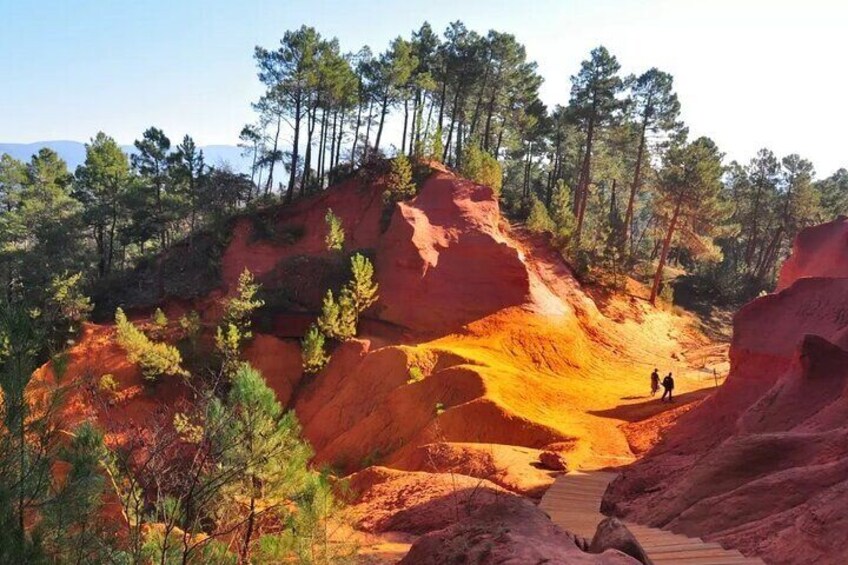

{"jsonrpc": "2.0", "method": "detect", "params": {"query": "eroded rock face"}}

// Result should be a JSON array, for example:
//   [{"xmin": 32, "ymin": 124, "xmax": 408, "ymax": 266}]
[
  {"xmin": 376, "ymin": 172, "xmax": 534, "ymax": 334},
  {"xmin": 777, "ymin": 217, "xmax": 848, "ymax": 290},
  {"xmin": 604, "ymin": 220, "xmax": 848, "ymax": 565},
  {"xmin": 397, "ymin": 491, "xmax": 639, "ymax": 565}
]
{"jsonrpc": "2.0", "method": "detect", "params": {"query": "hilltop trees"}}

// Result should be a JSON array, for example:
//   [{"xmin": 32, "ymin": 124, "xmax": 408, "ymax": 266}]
[
  {"xmin": 570, "ymin": 47, "xmax": 625, "ymax": 241},
  {"xmin": 649, "ymin": 137, "xmax": 724, "ymax": 304},
  {"xmin": 74, "ymin": 132, "xmax": 132, "ymax": 277},
  {"xmin": 623, "ymin": 69, "xmax": 681, "ymax": 255},
  {"xmin": 132, "ymin": 127, "xmax": 172, "ymax": 248}
]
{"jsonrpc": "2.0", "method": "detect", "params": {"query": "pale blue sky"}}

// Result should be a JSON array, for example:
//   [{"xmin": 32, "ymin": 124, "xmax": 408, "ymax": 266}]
[{"xmin": 2, "ymin": 0, "xmax": 846, "ymax": 174}]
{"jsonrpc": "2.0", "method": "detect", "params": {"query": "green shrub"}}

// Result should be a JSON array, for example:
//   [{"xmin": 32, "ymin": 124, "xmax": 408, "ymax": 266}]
[
  {"xmin": 178, "ymin": 310, "xmax": 202, "ymax": 338},
  {"xmin": 51, "ymin": 351, "xmax": 70, "ymax": 381},
  {"xmin": 324, "ymin": 209, "xmax": 345, "ymax": 252},
  {"xmin": 223, "ymin": 269, "xmax": 264, "ymax": 335},
  {"xmin": 461, "ymin": 143, "xmax": 502, "ymax": 195},
  {"xmin": 659, "ymin": 283, "xmax": 675, "ymax": 308},
  {"xmin": 315, "ymin": 254, "xmax": 379, "ymax": 342},
  {"xmin": 114, "ymin": 308, "xmax": 187, "ymax": 381},
  {"xmin": 407, "ymin": 365, "xmax": 425, "ymax": 384},
  {"xmin": 434, "ymin": 402, "xmax": 445, "ymax": 416},
  {"xmin": 152, "ymin": 307, "xmax": 168, "ymax": 328},
  {"xmin": 526, "ymin": 196, "xmax": 555, "ymax": 233},
  {"xmin": 316, "ymin": 289, "xmax": 356, "ymax": 341},
  {"xmin": 98, "ymin": 374, "xmax": 119, "ymax": 394},
  {"xmin": 383, "ymin": 154, "xmax": 417, "ymax": 204},
  {"xmin": 302, "ymin": 324, "xmax": 329, "ymax": 374},
  {"xmin": 429, "ymin": 126, "xmax": 444, "ymax": 163}
]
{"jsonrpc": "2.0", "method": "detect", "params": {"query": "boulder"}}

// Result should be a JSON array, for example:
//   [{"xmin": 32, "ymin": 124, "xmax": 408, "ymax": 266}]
[
  {"xmin": 539, "ymin": 450, "xmax": 570, "ymax": 471},
  {"xmin": 590, "ymin": 518, "xmax": 653, "ymax": 565}
]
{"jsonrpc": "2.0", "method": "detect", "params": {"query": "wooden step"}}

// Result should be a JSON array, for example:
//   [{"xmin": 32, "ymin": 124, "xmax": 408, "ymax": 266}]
[{"xmin": 540, "ymin": 472, "xmax": 765, "ymax": 564}]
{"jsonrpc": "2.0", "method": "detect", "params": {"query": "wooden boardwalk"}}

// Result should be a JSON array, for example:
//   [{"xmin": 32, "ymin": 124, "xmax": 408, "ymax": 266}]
[{"xmin": 540, "ymin": 472, "xmax": 764, "ymax": 565}]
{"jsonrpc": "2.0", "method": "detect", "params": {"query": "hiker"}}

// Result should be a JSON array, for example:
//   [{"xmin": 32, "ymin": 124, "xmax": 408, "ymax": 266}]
[
  {"xmin": 650, "ymin": 368, "xmax": 660, "ymax": 396},
  {"xmin": 661, "ymin": 372, "xmax": 675, "ymax": 402}
]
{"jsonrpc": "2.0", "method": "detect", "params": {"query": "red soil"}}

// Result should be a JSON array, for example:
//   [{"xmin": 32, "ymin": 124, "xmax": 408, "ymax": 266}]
[
  {"xmin": 605, "ymin": 219, "xmax": 848, "ymax": 565},
  {"xmin": 34, "ymin": 164, "xmax": 723, "ymax": 561}
]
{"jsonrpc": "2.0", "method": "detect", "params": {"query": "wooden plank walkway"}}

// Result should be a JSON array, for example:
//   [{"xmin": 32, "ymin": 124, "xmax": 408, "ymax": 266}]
[{"xmin": 540, "ymin": 472, "xmax": 764, "ymax": 565}]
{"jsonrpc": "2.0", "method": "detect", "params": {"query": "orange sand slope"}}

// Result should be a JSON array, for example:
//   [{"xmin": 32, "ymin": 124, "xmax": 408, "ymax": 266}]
[
  {"xmin": 41, "ymin": 167, "xmax": 721, "ymax": 480},
  {"xmin": 280, "ymin": 168, "xmax": 722, "ymax": 473}
]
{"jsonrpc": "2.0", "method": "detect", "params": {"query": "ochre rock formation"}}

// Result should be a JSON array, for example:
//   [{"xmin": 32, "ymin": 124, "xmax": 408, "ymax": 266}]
[
  {"xmin": 36, "ymin": 164, "xmax": 721, "ymax": 561},
  {"xmin": 604, "ymin": 219, "xmax": 848, "ymax": 565}
]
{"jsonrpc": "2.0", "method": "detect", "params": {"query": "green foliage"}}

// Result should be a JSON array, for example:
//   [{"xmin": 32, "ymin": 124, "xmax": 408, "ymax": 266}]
[
  {"xmin": 315, "ymin": 254, "xmax": 379, "ymax": 343},
  {"xmin": 178, "ymin": 310, "xmax": 202, "ymax": 338},
  {"xmin": 429, "ymin": 126, "xmax": 444, "ymax": 163},
  {"xmin": 324, "ymin": 208, "xmax": 345, "ymax": 252},
  {"xmin": 384, "ymin": 153, "xmax": 417, "ymax": 204},
  {"xmin": 526, "ymin": 196, "xmax": 555, "ymax": 233},
  {"xmin": 461, "ymin": 143, "xmax": 503, "ymax": 195},
  {"xmin": 223, "ymin": 268, "xmax": 264, "ymax": 334},
  {"xmin": 152, "ymin": 307, "xmax": 168, "ymax": 328},
  {"xmin": 211, "ymin": 363, "xmax": 316, "ymax": 561},
  {"xmin": 0, "ymin": 305, "xmax": 117, "ymax": 563},
  {"xmin": 46, "ymin": 271, "xmax": 93, "ymax": 338},
  {"xmin": 434, "ymin": 402, "xmax": 446, "ymax": 416},
  {"xmin": 316, "ymin": 289, "xmax": 356, "ymax": 341},
  {"xmin": 41, "ymin": 422, "xmax": 117, "ymax": 564},
  {"xmin": 347, "ymin": 253, "xmax": 379, "ymax": 314},
  {"xmin": 114, "ymin": 307, "xmax": 187, "ymax": 381},
  {"xmin": 407, "ymin": 365, "xmax": 425, "ymax": 384},
  {"xmin": 98, "ymin": 373, "xmax": 119, "ymax": 394},
  {"xmin": 216, "ymin": 269, "xmax": 264, "ymax": 376},
  {"xmin": 301, "ymin": 324, "xmax": 329, "ymax": 374}
]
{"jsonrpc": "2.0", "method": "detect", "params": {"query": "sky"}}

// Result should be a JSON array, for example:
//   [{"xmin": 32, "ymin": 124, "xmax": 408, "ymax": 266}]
[{"xmin": 1, "ymin": 0, "xmax": 846, "ymax": 175}]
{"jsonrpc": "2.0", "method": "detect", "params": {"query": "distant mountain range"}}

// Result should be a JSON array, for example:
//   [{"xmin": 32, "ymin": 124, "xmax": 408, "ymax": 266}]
[{"xmin": 0, "ymin": 140, "xmax": 251, "ymax": 174}]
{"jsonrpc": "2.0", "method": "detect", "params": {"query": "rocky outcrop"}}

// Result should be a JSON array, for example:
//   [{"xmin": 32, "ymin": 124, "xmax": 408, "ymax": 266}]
[
  {"xmin": 590, "ymin": 518, "xmax": 653, "ymax": 565},
  {"xmin": 396, "ymin": 491, "xmax": 639, "ymax": 564},
  {"xmin": 376, "ymin": 173, "xmax": 535, "ymax": 334},
  {"xmin": 777, "ymin": 217, "xmax": 848, "ymax": 290},
  {"xmin": 604, "ymin": 220, "xmax": 848, "ymax": 565}
]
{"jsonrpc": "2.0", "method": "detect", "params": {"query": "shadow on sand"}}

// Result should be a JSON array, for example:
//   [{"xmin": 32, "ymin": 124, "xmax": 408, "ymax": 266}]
[{"xmin": 588, "ymin": 388, "xmax": 715, "ymax": 423}]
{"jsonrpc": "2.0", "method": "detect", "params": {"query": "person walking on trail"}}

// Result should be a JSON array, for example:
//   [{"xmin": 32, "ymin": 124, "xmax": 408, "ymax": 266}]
[
  {"xmin": 650, "ymin": 368, "xmax": 660, "ymax": 397},
  {"xmin": 661, "ymin": 372, "xmax": 675, "ymax": 402}
]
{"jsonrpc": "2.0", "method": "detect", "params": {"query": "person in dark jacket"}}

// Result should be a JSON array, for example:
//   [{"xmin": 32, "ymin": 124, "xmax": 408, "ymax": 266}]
[
  {"xmin": 661, "ymin": 373, "xmax": 675, "ymax": 402},
  {"xmin": 650, "ymin": 368, "xmax": 660, "ymax": 397}
]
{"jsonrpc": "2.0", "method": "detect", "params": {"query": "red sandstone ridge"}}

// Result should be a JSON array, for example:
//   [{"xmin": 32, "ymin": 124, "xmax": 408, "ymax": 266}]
[
  {"xmin": 376, "ymin": 172, "xmax": 540, "ymax": 333},
  {"xmin": 777, "ymin": 216, "xmax": 848, "ymax": 290},
  {"xmin": 604, "ymin": 220, "xmax": 848, "ymax": 565}
]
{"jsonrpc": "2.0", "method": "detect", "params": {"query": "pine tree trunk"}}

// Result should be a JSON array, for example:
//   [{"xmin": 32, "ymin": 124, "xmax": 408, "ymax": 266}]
[
  {"xmin": 650, "ymin": 197, "xmax": 682, "ymax": 304},
  {"xmin": 625, "ymin": 119, "xmax": 648, "ymax": 256},
  {"xmin": 574, "ymin": 113, "xmax": 597, "ymax": 242},
  {"xmin": 374, "ymin": 92, "xmax": 389, "ymax": 154},
  {"xmin": 401, "ymin": 97, "xmax": 409, "ymax": 155},
  {"xmin": 267, "ymin": 115, "xmax": 281, "ymax": 196},
  {"xmin": 351, "ymin": 90, "xmax": 364, "ymax": 165},
  {"xmin": 287, "ymin": 96, "xmax": 301, "ymax": 203},
  {"xmin": 301, "ymin": 101, "xmax": 318, "ymax": 194}
]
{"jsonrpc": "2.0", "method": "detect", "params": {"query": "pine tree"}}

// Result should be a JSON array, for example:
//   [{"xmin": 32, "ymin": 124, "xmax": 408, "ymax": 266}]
[
  {"xmin": 301, "ymin": 324, "xmax": 329, "ymax": 373},
  {"xmin": 649, "ymin": 137, "xmax": 724, "ymax": 304},
  {"xmin": 324, "ymin": 208, "xmax": 345, "ymax": 251},
  {"xmin": 211, "ymin": 364, "xmax": 313, "ymax": 563},
  {"xmin": 345, "ymin": 253, "xmax": 379, "ymax": 315},
  {"xmin": 114, "ymin": 308, "xmax": 187, "ymax": 380},
  {"xmin": 384, "ymin": 153, "xmax": 417, "ymax": 203}
]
